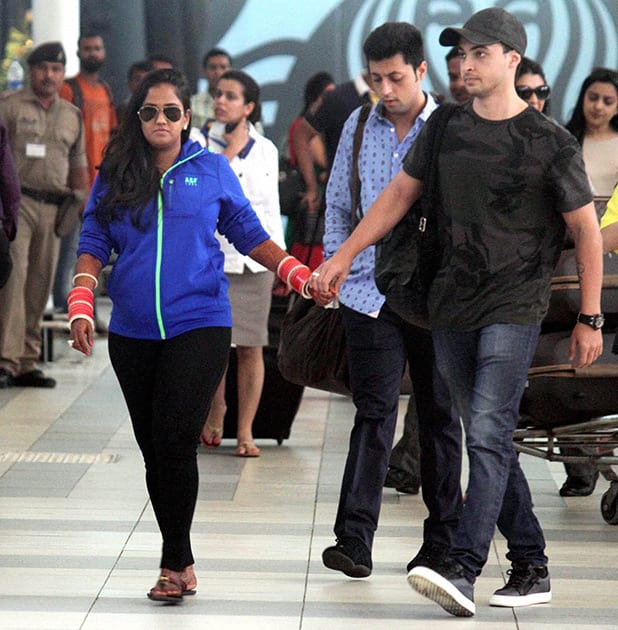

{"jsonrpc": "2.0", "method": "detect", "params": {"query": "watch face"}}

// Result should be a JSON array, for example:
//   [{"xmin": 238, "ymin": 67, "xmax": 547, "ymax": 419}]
[{"xmin": 595, "ymin": 315, "xmax": 605, "ymax": 329}]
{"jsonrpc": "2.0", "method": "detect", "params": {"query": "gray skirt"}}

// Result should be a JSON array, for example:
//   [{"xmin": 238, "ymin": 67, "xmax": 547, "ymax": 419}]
[{"xmin": 227, "ymin": 269, "xmax": 273, "ymax": 346}]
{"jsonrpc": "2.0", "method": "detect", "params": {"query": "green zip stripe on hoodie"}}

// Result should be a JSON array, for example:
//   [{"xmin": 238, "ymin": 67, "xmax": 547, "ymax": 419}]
[{"xmin": 154, "ymin": 148, "xmax": 206, "ymax": 339}]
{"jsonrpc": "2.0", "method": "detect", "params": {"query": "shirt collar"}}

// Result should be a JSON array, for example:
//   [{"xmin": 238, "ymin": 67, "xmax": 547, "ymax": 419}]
[{"xmin": 372, "ymin": 91, "xmax": 439, "ymax": 125}]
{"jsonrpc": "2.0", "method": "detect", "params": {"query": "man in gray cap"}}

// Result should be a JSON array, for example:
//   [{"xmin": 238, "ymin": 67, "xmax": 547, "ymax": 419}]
[
  {"xmin": 0, "ymin": 41, "xmax": 88, "ymax": 388},
  {"xmin": 310, "ymin": 7, "xmax": 603, "ymax": 617}
]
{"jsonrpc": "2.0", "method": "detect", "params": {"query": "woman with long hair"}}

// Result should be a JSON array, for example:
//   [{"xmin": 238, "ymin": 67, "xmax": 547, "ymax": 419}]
[
  {"xmin": 68, "ymin": 68, "xmax": 317, "ymax": 602},
  {"xmin": 565, "ymin": 67, "xmax": 618, "ymax": 197}
]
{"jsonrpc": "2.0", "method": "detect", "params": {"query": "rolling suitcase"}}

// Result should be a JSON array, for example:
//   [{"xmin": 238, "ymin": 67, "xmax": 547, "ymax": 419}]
[{"xmin": 222, "ymin": 295, "xmax": 304, "ymax": 444}]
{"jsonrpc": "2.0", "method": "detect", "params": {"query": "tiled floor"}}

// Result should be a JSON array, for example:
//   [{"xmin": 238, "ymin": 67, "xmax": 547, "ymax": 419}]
[{"xmin": 1, "ymin": 314, "xmax": 617, "ymax": 629}]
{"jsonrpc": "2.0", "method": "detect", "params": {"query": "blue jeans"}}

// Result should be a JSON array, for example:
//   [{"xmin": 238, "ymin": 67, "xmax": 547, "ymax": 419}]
[
  {"xmin": 432, "ymin": 324, "xmax": 547, "ymax": 580},
  {"xmin": 335, "ymin": 304, "xmax": 462, "ymax": 551}
]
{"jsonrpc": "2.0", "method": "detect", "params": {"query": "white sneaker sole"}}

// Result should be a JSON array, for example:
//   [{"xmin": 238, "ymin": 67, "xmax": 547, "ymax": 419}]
[
  {"xmin": 408, "ymin": 566, "xmax": 476, "ymax": 617},
  {"xmin": 489, "ymin": 590, "xmax": 552, "ymax": 607}
]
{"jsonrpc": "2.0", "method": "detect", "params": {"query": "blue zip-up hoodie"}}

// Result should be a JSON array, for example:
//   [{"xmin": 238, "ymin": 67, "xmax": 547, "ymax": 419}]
[{"xmin": 78, "ymin": 139, "xmax": 270, "ymax": 340}]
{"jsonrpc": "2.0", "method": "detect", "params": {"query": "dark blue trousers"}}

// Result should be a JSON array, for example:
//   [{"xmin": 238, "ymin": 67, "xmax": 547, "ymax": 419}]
[{"xmin": 334, "ymin": 303, "xmax": 462, "ymax": 551}]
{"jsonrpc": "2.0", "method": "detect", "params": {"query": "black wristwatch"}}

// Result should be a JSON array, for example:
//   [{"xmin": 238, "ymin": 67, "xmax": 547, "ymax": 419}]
[{"xmin": 577, "ymin": 312, "xmax": 604, "ymax": 330}]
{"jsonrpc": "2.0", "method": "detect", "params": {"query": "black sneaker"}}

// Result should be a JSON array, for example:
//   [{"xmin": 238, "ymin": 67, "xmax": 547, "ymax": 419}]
[
  {"xmin": 408, "ymin": 561, "xmax": 475, "ymax": 617},
  {"xmin": 322, "ymin": 537, "xmax": 372, "ymax": 578},
  {"xmin": 489, "ymin": 562, "xmax": 551, "ymax": 607},
  {"xmin": 406, "ymin": 540, "xmax": 448, "ymax": 572}
]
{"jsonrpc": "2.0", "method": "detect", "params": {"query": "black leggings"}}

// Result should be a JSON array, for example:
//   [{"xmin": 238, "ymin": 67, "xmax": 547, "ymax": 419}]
[{"xmin": 109, "ymin": 327, "xmax": 231, "ymax": 570}]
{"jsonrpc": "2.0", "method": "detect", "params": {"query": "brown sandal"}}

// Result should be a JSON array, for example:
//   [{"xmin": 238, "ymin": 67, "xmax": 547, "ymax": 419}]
[{"xmin": 147, "ymin": 574, "xmax": 190, "ymax": 603}]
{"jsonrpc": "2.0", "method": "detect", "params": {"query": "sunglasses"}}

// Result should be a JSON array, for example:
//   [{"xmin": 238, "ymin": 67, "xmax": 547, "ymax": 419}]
[
  {"xmin": 137, "ymin": 105, "xmax": 183, "ymax": 123},
  {"xmin": 516, "ymin": 85, "xmax": 551, "ymax": 101}
]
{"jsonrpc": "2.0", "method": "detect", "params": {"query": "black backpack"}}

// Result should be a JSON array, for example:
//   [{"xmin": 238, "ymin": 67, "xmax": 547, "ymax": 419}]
[{"xmin": 372, "ymin": 103, "xmax": 457, "ymax": 326}]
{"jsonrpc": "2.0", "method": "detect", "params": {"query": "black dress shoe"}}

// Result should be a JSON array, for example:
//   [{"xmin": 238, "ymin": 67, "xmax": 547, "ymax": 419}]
[
  {"xmin": 559, "ymin": 471, "xmax": 599, "ymax": 497},
  {"xmin": 13, "ymin": 369, "xmax": 56, "ymax": 388},
  {"xmin": 396, "ymin": 484, "xmax": 420, "ymax": 495},
  {"xmin": 0, "ymin": 367, "xmax": 14, "ymax": 388},
  {"xmin": 384, "ymin": 467, "xmax": 420, "ymax": 493}
]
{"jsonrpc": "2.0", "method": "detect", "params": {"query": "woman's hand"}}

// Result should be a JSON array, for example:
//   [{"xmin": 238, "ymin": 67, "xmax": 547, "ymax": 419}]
[
  {"xmin": 69, "ymin": 318, "xmax": 95, "ymax": 356},
  {"xmin": 223, "ymin": 119, "xmax": 250, "ymax": 157}
]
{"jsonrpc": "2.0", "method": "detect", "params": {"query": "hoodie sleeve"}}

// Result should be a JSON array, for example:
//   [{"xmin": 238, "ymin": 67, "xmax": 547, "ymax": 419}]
[{"xmin": 76, "ymin": 174, "xmax": 115, "ymax": 266}]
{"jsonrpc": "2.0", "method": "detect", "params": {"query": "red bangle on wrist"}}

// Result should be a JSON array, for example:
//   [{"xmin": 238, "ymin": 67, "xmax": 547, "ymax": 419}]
[
  {"xmin": 68, "ymin": 286, "xmax": 95, "ymax": 328},
  {"xmin": 276, "ymin": 256, "xmax": 297, "ymax": 282},
  {"xmin": 288, "ymin": 264, "xmax": 311, "ymax": 296},
  {"xmin": 277, "ymin": 255, "xmax": 314, "ymax": 297}
]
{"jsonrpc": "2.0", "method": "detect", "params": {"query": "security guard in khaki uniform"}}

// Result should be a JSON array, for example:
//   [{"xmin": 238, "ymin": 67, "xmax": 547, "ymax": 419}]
[{"xmin": 0, "ymin": 42, "xmax": 89, "ymax": 388}]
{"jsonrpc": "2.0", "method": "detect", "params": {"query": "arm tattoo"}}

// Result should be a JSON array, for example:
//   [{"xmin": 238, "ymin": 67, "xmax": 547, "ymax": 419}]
[{"xmin": 576, "ymin": 260, "xmax": 585, "ymax": 282}]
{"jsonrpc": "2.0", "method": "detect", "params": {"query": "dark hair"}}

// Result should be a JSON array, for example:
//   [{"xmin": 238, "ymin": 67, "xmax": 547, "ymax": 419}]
[
  {"xmin": 445, "ymin": 46, "xmax": 459, "ymax": 63},
  {"xmin": 77, "ymin": 33, "xmax": 102, "ymax": 47},
  {"xmin": 202, "ymin": 47, "xmax": 232, "ymax": 68},
  {"xmin": 565, "ymin": 67, "xmax": 618, "ymax": 144},
  {"xmin": 302, "ymin": 71, "xmax": 334, "ymax": 115},
  {"xmin": 127, "ymin": 59, "xmax": 153, "ymax": 83},
  {"xmin": 147, "ymin": 52, "xmax": 176, "ymax": 68},
  {"xmin": 95, "ymin": 69, "xmax": 191, "ymax": 227},
  {"xmin": 517, "ymin": 57, "xmax": 545, "ymax": 81},
  {"xmin": 363, "ymin": 22, "xmax": 424, "ymax": 70},
  {"xmin": 516, "ymin": 56, "xmax": 551, "ymax": 115},
  {"xmin": 218, "ymin": 69, "xmax": 262, "ymax": 125}
]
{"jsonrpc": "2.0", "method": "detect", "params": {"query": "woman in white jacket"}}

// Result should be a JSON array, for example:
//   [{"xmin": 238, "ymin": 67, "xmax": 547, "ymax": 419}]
[{"xmin": 199, "ymin": 69, "xmax": 286, "ymax": 457}]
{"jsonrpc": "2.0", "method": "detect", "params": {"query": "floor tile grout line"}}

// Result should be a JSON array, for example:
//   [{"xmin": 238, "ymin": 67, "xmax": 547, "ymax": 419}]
[
  {"xmin": 299, "ymin": 393, "xmax": 332, "ymax": 630},
  {"xmin": 78, "ymin": 496, "xmax": 151, "ymax": 629}
]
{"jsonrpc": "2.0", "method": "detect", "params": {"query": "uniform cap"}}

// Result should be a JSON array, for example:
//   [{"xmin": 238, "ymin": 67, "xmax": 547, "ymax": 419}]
[
  {"xmin": 439, "ymin": 7, "xmax": 527, "ymax": 56},
  {"xmin": 27, "ymin": 42, "xmax": 67, "ymax": 66}
]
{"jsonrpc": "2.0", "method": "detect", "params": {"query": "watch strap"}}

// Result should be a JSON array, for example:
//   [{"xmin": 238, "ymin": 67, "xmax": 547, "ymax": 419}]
[{"xmin": 577, "ymin": 312, "xmax": 604, "ymax": 329}]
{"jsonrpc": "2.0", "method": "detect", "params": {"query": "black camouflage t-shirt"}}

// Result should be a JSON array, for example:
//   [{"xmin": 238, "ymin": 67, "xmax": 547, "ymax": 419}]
[{"xmin": 403, "ymin": 103, "xmax": 593, "ymax": 330}]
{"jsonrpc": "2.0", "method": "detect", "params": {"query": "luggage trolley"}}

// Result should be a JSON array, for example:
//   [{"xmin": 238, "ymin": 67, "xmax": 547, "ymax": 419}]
[
  {"xmin": 516, "ymin": 220, "xmax": 618, "ymax": 524},
  {"xmin": 516, "ymin": 364, "xmax": 618, "ymax": 525}
]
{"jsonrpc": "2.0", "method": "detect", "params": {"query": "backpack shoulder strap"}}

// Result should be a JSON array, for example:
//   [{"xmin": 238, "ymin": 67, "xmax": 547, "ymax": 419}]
[
  {"xmin": 65, "ymin": 77, "xmax": 83, "ymax": 109},
  {"xmin": 420, "ymin": 103, "xmax": 458, "ymax": 221},
  {"xmin": 99, "ymin": 79, "xmax": 115, "ymax": 107},
  {"xmin": 350, "ymin": 103, "xmax": 372, "ymax": 227},
  {"xmin": 65, "ymin": 76, "xmax": 116, "ymax": 110}
]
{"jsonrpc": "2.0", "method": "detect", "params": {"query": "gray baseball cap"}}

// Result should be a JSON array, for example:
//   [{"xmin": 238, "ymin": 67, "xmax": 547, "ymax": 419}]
[{"xmin": 439, "ymin": 7, "xmax": 527, "ymax": 56}]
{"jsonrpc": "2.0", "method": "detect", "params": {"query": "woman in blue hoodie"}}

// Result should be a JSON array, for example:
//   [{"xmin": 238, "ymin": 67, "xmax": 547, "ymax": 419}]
[{"xmin": 67, "ymin": 69, "xmax": 318, "ymax": 603}]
